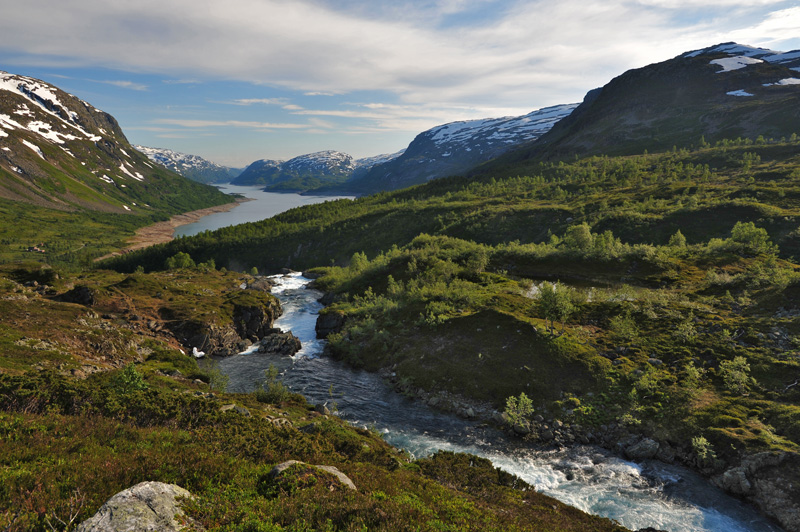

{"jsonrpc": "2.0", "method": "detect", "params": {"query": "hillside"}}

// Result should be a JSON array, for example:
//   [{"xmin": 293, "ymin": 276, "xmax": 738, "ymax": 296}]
[
  {"xmin": 0, "ymin": 262, "xmax": 632, "ymax": 532},
  {"xmin": 135, "ymin": 145, "xmax": 239, "ymax": 184},
  {"xmin": 104, "ymin": 137, "xmax": 800, "ymax": 530},
  {"xmin": 0, "ymin": 70, "xmax": 232, "ymax": 264},
  {"xmin": 352, "ymin": 104, "xmax": 577, "ymax": 193},
  {"xmin": 496, "ymin": 43, "xmax": 800, "ymax": 163}
]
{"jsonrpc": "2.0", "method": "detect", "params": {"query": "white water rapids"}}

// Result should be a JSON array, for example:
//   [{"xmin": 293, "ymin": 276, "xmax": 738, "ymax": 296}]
[{"xmin": 216, "ymin": 273, "xmax": 783, "ymax": 532}]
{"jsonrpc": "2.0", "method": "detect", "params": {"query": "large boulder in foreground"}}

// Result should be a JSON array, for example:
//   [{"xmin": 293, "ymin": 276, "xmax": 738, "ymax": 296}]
[{"xmin": 77, "ymin": 481, "xmax": 198, "ymax": 532}]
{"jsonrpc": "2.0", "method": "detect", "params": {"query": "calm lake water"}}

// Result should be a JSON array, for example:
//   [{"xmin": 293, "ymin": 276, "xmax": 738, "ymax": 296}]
[{"xmin": 173, "ymin": 184, "xmax": 355, "ymax": 237}]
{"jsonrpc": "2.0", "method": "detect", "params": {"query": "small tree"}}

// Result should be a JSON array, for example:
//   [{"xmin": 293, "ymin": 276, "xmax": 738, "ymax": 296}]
[
  {"xmin": 668, "ymin": 230, "xmax": 687, "ymax": 248},
  {"xmin": 254, "ymin": 364, "xmax": 291, "ymax": 404},
  {"xmin": 563, "ymin": 223, "xmax": 594, "ymax": 251},
  {"xmin": 504, "ymin": 392, "xmax": 534, "ymax": 427},
  {"xmin": 536, "ymin": 281, "xmax": 575, "ymax": 333},
  {"xmin": 730, "ymin": 222, "xmax": 776, "ymax": 255},
  {"xmin": 249, "ymin": 266, "xmax": 259, "ymax": 276},
  {"xmin": 719, "ymin": 356, "xmax": 752, "ymax": 395},
  {"xmin": 349, "ymin": 251, "xmax": 369, "ymax": 274},
  {"xmin": 113, "ymin": 364, "xmax": 148, "ymax": 394},
  {"xmin": 165, "ymin": 252, "xmax": 195, "ymax": 270}
]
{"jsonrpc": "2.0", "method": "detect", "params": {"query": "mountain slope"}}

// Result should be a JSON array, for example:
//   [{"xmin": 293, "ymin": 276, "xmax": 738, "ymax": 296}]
[
  {"xmin": 351, "ymin": 104, "xmax": 577, "ymax": 193},
  {"xmin": 135, "ymin": 145, "xmax": 239, "ymax": 184},
  {"xmin": 500, "ymin": 42, "xmax": 800, "ymax": 163},
  {"xmin": 0, "ymin": 70, "xmax": 229, "ymax": 215}
]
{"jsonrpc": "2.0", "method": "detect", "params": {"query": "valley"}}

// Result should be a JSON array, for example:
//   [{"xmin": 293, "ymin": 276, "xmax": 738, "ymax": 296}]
[{"xmin": 1, "ymin": 40, "xmax": 800, "ymax": 532}]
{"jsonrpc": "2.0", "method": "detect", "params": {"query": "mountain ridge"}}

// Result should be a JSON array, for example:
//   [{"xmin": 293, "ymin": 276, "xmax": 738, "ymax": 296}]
[
  {"xmin": 134, "ymin": 145, "xmax": 241, "ymax": 184},
  {"xmin": 490, "ymin": 42, "xmax": 800, "ymax": 165}
]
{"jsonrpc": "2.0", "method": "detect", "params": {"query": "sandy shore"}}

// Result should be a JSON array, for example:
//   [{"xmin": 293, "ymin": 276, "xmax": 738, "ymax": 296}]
[{"xmin": 96, "ymin": 197, "xmax": 250, "ymax": 261}]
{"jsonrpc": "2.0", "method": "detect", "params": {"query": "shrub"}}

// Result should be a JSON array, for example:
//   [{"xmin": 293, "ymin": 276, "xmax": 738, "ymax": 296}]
[
  {"xmin": 254, "ymin": 365, "xmax": 291, "ymax": 404},
  {"xmin": 719, "ymin": 356, "xmax": 752, "ymax": 395},
  {"xmin": 504, "ymin": 392, "xmax": 534, "ymax": 426}
]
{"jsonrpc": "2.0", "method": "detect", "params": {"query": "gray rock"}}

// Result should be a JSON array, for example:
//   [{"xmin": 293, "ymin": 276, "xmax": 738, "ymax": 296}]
[
  {"xmin": 715, "ymin": 467, "xmax": 752, "ymax": 495},
  {"xmin": 513, "ymin": 422, "xmax": 531, "ymax": 436},
  {"xmin": 315, "ymin": 310, "xmax": 346, "ymax": 339},
  {"xmin": 77, "ymin": 481, "xmax": 198, "ymax": 532},
  {"xmin": 257, "ymin": 332, "xmax": 301, "ymax": 357},
  {"xmin": 269, "ymin": 460, "xmax": 356, "ymax": 491},
  {"xmin": 625, "ymin": 438, "xmax": 660, "ymax": 460}
]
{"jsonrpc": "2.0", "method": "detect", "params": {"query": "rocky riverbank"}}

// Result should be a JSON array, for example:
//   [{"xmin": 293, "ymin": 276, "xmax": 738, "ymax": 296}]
[{"xmin": 311, "ymin": 289, "xmax": 796, "ymax": 532}]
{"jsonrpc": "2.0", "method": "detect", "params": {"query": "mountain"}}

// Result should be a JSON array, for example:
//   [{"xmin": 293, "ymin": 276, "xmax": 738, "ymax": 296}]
[
  {"xmin": 501, "ymin": 42, "xmax": 800, "ymax": 162},
  {"xmin": 231, "ymin": 149, "xmax": 404, "ymax": 192},
  {"xmin": 134, "ymin": 145, "xmax": 240, "ymax": 184},
  {"xmin": 0, "ymin": 70, "xmax": 229, "ymax": 215},
  {"xmin": 350, "ymin": 104, "xmax": 578, "ymax": 193}
]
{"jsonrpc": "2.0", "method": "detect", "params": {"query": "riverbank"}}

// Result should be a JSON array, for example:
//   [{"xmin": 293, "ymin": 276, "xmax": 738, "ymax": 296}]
[{"xmin": 95, "ymin": 196, "xmax": 251, "ymax": 261}]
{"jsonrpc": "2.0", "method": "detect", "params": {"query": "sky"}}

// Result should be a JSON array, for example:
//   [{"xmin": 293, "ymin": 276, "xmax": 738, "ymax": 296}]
[{"xmin": 1, "ymin": 0, "xmax": 799, "ymax": 167}]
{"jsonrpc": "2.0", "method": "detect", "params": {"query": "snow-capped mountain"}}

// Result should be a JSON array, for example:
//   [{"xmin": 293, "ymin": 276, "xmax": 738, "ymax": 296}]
[
  {"xmin": 135, "ymin": 145, "xmax": 238, "ymax": 184},
  {"xmin": 351, "ymin": 104, "xmax": 577, "ymax": 193},
  {"xmin": 0, "ymin": 70, "xmax": 228, "ymax": 213},
  {"xmin": 232, "ymin": 149, "xmax": 404, "ymax": 191},
  {"xmin": 512, "ymin": 42, "xmax": 800, "ymax": 161}
]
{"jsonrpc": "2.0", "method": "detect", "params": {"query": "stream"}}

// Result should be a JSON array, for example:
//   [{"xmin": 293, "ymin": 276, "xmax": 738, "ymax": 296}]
[{"xmin": 217, "ymin": 273, "xmax": 783, "ymax": 532}]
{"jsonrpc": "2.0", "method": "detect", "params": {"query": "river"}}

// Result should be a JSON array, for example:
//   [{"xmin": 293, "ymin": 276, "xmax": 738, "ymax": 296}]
[
  {"xmin": 218, "ymin": 273, "xmax": 783, "ymax": 532},
  {"xmin": 173, "ymin": 184, "xmax": 355, "ymax": 238}
]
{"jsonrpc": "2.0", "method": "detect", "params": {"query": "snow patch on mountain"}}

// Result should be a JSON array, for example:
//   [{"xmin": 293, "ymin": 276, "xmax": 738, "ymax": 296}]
[
  {"xmin": 711, "ymin": 56, "xmax": 763, "ymax": 73},
  {"xmin": 763, "ymin": 78, "xmax": 800, "ymax": 86},
  {"xmin": 685, "ymin": 42, "xmax": 800, "ymax": 71},
  {"xmin": 0, "ymin": 71, "xmax": 102, "ymax": 143},
  {"xmin": 727, "ymin": 90, "xmax": 754, "ymax": 97},
  {"xmin": 21, "ymin": 139, "xmax": 44, "ymax": 159},
  {"xmin": 425, "ymin": 104, "xmax": 578, "ymax": 150}
]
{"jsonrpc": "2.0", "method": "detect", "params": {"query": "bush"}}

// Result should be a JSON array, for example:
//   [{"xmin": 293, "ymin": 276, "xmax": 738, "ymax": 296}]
[
  {"xmin": 719, "ymin": 356, "xmax": 752, "ymax": 395},
  {"xmin": 504, "ymin": 392, "xmax": 534, "ymax": 426},
  {"xmin": 254, "ymin": 365, "xmax": 291, "ymax": 404}
]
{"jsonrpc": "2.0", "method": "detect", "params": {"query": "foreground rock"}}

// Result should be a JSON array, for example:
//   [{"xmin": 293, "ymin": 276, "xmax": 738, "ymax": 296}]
[
  {"xmin": 77, "ymin": 481, "xmax": 199, "ymax": 532},
  {"xmin": 269, "ymin": 460, "xmax": 356, "ymax": 491}
]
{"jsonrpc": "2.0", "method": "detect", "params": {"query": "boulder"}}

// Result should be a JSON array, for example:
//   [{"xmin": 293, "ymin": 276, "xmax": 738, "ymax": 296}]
[
  {"xmin": 269, "ymin": 460, "xmax": 356, "ymax": 491},
  {"xmin": 257, "ymin": 332, "xmax": 302, "ymax": 357},
  {"xmin": 58, "ymin": 285, "xmax": 96, "ymax": 306},
  {"xmin": 714, "ymin": 467, "xmax": 752, "ymax": 495},
  {"xmin": 315, "ymin": 309, "xmax": 346, "ymax": 338},
  {"xmin": 76, "ymin": 481, "xmax": 198, "ymax": 532},
  {"xmin": 625, "ymin": 438, "xmax": 659, "ymax": 460}
]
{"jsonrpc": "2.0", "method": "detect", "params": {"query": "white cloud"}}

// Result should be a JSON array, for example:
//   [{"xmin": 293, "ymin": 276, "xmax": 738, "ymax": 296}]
[
  {"xmin": 2, "ymin": 0, "xmax": 798, "ymax": 126},
  {"xmin": 153, "ymin": 118, "xmax": 308, "ymax": 130},
  {"xmin": 94, "ymin": 79, "xmax": 149, "ymax": 91}
]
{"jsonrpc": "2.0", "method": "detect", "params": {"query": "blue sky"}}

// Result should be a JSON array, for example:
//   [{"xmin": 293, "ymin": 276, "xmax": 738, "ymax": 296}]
[{"xmin": 1, "ymin": 0, "xmax": 799, "ymax": 167}]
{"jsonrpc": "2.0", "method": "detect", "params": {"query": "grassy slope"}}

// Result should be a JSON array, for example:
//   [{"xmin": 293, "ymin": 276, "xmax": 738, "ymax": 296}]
[
  {"xmin": 0, "ymin": 263, "xmax": 626, "ymax": 532},
  {"xmin": 101, "ymin": 139, "xmax": 800, "ymax": 491}
]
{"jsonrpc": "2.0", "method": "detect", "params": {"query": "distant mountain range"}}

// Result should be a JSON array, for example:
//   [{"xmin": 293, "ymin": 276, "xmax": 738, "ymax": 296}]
[
  {"xmin": 496, "ymin": 42, "xmax": 800, "ymax": 164},
  {"xmin": 0, "ymin": 70, "xmax": 229, "ymax": 214},
  {"xmin": 231, "ymin": 149, "xmax": 404, "ymax": 192},
  {"xmin": 230, "ymin": 105, "xmax": 576, "ymax": 194},
  {"xmin": 135, "ymin": 145, "xmax": 241, "ymax": 184}
]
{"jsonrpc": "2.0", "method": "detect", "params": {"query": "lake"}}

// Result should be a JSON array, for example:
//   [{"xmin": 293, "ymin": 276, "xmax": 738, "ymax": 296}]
[{"xmin": 173, "ymin": 184, "xmax": 355, "ymax": 237}]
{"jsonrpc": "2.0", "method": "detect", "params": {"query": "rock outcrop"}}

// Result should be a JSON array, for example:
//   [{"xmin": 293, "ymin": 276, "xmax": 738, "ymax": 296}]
[
  {"xmin": 315, "ymin": 309, "xmax": 346, "ymax": 339},
  {"xmin": 76, "ymin": 481, "xmax": 198, "ymax": 532},
  {"xmin": 257, "ymin": 332, "xmax": 302, "ymax": 357},
  {"xmin": 712, "ymin": 451, "xmax": 800, "ymax": 532},
  {"xmin": 268, "ymin": 460, "xmax": 356, "ymax": 491}
]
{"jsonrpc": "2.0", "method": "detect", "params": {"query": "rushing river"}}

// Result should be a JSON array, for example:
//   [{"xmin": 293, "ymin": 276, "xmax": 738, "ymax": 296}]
[
  {"xmin": 218, "ymin": 273, "xmax": 783, "ymax": 532},
  {"xmin": 174, "ymin": 184, "xmax": 355, "ymax": 238}
]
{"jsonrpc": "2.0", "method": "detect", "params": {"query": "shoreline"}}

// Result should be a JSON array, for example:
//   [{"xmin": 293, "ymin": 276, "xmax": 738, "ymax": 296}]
[{"xmin": 95, "ymin": 197, "xmax": 252, "ymax": 261}]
